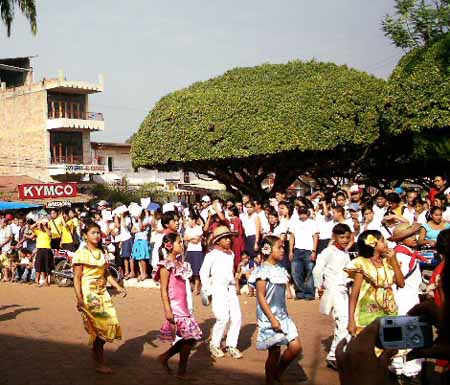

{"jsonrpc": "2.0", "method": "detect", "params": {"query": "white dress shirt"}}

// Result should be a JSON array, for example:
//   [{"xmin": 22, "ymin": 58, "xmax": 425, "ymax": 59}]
[{"xmin": 200, "ymin": 248, "xmax": 235, "ymax": 293}]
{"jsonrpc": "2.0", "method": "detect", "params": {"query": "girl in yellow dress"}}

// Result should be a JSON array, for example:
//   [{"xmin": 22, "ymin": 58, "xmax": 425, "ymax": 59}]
[
  {"xmin": 73, "ymin": 222, "xmax": 127, "ymax": 374},
  {"xmin": 345, "ymin": 230, "xmax": 405, "ymax": 336}
]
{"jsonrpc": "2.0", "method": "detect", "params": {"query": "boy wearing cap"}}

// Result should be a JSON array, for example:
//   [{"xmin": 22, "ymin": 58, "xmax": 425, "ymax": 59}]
[
  {"xmin": 200, "ymin": 226, "xmax": 243, "ymax": 359},
  {"xmin": 389, "ymin": 223, "xmax": 428, "ymax": 377},
  {"xmin": 200, "ymin": 195, "xmax": 212, "ymax": 223}
]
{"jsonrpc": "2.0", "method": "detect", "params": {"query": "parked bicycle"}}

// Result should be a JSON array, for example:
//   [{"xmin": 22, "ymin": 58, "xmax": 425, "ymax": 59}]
[{"xmin": 52, "ymin": 249, "xmax": 122, "ymax": 288}]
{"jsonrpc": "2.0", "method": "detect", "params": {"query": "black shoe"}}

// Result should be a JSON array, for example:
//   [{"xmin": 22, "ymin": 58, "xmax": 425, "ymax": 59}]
[{"xmin": 326, "ymin": 359, "xmax": 338, "ymax": 370}]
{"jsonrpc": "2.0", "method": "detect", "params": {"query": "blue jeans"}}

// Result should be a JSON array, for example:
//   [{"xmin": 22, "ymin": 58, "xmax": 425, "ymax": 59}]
[
  {"xmin": 16, "ymin": 266, "xmax": 35, "ymax": 281},
  {"xmin": 291, "ymin": 248, "xmax": 315, "ymax": 299}
]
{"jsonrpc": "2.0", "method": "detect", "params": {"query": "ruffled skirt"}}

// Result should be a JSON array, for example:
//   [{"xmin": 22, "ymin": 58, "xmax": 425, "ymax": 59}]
[
  {"xmin": 159, "ymin": 315, "xmax": 202, "ymax": 342},
  {"xmin": 256, "ymin": 316, "xmax": 298, "ymax": 350}
]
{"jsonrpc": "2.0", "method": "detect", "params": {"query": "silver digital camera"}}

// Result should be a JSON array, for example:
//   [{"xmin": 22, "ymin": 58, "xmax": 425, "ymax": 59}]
[{"xmin": 378, "ymin": 316, "xmax": 433, "ymax": 350}]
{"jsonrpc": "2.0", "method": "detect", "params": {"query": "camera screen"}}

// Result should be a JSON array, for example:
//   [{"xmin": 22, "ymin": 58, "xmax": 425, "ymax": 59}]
[{"xmin": 384, "ymin": 327, "xmax": 403, "ymax": 342}]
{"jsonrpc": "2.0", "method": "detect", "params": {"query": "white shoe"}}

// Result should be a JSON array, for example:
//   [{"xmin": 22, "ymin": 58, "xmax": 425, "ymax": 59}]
[
  {"xmin": 388, "ymin": 358, "xmax": 403, "ymax": 376},
  {"xmin": 226, "ymin": 347, "xmax": 243, "ymax": 359},
  {"xmin": 210, "ymin": 345, "xmax": 225, "ymax": 358},
  {"xmin": 401, "ymin": 359, "xmax": 423, "ymax": 378},
  {"xmin": 200, "ymin": 289, "xmax": 211, "ymax": 306}
]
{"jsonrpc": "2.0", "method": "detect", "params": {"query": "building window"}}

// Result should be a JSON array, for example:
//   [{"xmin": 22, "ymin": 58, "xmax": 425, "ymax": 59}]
[
  {"xmin": 47, "ymin": 92, "xmax": 85, "ymax": 119},
  {"xmin": 183, "ymin": 171, "xmax": 190, "ymax": 183},
  {"xmin": 107, "ymin": 156, "xmax": 113, "ymax": 172},
  {"xmin": 50, "ymin": 131, "xmax": 84, "ymax": 164}
]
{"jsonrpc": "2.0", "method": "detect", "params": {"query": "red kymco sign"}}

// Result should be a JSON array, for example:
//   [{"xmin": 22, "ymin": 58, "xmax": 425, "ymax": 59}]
[{"xmin": 18, "ymin": 183, "xmax": 78, "ymax": 200}]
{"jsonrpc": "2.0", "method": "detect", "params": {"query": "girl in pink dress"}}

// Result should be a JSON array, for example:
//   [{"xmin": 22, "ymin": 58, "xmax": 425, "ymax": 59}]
[{"xmin": 153, "ymin": 233, "xmax": 202, "ymax": 379}]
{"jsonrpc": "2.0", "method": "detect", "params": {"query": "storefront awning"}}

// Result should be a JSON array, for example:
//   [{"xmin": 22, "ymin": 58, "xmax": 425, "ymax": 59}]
[{"xmin": 0, "ymin": 201, "xmax": 42, "ymax": 211}]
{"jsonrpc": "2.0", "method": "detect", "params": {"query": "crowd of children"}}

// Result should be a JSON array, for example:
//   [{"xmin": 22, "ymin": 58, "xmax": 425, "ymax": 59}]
[{"xmin": 1, "ymin": 175, "xmax": 449, "ymax": 382}]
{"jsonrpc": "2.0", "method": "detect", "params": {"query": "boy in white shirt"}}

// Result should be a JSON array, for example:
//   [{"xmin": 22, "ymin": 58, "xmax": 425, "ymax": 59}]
[
  {"xmin": 312, "ymin": 223, "xmax": 351, "ymax": 370},
  {"xmin": 388, "ymin": 223, "xmax": 425, "ymax": 378},
  {"xmin": 288, "ymin": 207, "xmax": 319, "ymax": 300},
  {"xmin": 200, "ymin": 226, "xmax": 243, "ymax": 359}
]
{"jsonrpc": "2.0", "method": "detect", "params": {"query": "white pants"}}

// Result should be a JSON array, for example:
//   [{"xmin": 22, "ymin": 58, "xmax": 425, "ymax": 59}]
[
  {"xmin": 211, "ymin": 285, "xmax": 242, "ymax": 348},
  {"xmin": 327, "ymin": 291, "xmax": 349, "ymax": 361},
  {"xmin": 391, "ymin": 286, "xmax": 423, "ymax": 376}
]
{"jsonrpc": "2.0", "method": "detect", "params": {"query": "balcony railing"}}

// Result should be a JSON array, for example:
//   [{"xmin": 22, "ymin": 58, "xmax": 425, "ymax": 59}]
[
  {"xmin": 51, "ymin": 156, "xmax": 89, "ymax": 165},
  {"xmin": 51, "ymin": 156, "xmax": 105, "ymax": 165},
  {"xmin": 48, "ymin": 111, "xmax": 104, "ymax": 121}
]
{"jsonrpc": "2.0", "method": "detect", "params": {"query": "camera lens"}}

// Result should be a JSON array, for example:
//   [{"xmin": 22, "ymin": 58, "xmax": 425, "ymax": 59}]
[{"xmin": 412, "ymin": 335, "xmax": 421, "ymax": 344}]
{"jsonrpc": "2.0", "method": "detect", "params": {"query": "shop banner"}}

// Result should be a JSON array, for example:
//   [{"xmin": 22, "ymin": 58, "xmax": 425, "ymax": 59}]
[
  {"xmin": 18, "ymin": 183, "xmax": 78, "ymax": 200},
  {"xmin": 45, "ymin": 200, "xmax": 72, "ymax": 209}
]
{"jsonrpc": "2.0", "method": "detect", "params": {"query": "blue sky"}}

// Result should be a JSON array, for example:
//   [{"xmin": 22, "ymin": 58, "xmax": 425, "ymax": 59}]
[{"xmin": 2, "ymin": 0, "xmax": 402, "ymax": 142}]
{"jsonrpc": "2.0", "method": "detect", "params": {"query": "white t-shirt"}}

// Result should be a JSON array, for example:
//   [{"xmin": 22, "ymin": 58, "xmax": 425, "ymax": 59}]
[
  {"xmin": 9, "ymin": 224, "xmax": 21, "ymax": 241},
  {"xmin": 289, "ymin": 218, "xmax": 319, "ymax": 251},
  {"xmin": 119, "ymin": 216, "xmax": 132, "ymax": 242},
  {"xmin": 257, "ymin": 211, "xmax": 270, "ymax": 235},
  {"xmin": 242, "ymin": 212, "xmax": 258, "ymax": 237},
  {"xmin": 95, "ymin": 220, "xmax": 109, "ymax": 238},
  {"xmin": 133, "ymin": 217, "xmax": 150, "ymax": 241},
  {"xmin": 20, "ymin": 256, "xmax": 31, "ymax": 265},
  {"xmin": 333, "ymin": 219, "xmax": 355, "ymax": 233},
  {"xmin": 359, "ymin": 220, "xmax": 382, "ymax": 233},
  {"xmin": 0, "ymin": 226, "xmax": 13, "ymax": 253},
  {"xmin": 200, "ymin": 207, "xmax": 210, "ymax": 223},
  {"xmin": 443, "ymin": 207, "xmax": 450, "ymax": 223},
  {"xmin": 416, "ymin": 211, "xmax": 427, "ymax": 225},
  {"xmin": 402, "ymin": 206, "xmax": 416, "ymax": 225},
  {"xmin": 373, "ymin": 205, "xmax": 387, "ymax": 224},
  {"xmin": 315, "ymin": 213, "xmax": 334, "ymax": 240},
  {"xmin": 185, "ymin": 225, "xmax": 203, "ymax": 252}
]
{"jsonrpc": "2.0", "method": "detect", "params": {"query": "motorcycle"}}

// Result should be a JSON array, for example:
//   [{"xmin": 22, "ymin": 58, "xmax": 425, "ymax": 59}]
[{"xmin": 52, "ymin": 249, "xmax": 122, "ymax": 288}]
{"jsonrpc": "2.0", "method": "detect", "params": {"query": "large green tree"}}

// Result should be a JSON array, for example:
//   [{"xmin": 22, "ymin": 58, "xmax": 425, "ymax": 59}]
[
  {"xmin": 382, "ymin": 0, "xmax": 450, "ymax": 50},
  {"xmin": 132, "ymin": 61, "xmax": 386, "ymax": 197},
  {"xmin": 357, "ymin": 32, "xmax": 450, "ymax": 188},
  {"xmin": 1, "ymin": 0, "xmax": 37, "ymax": 36}
]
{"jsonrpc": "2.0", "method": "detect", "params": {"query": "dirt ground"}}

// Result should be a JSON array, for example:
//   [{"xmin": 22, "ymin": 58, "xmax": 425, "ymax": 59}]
[{"xmin": 0, "ymin": 283, "xmax": 339, "ymax": 385}]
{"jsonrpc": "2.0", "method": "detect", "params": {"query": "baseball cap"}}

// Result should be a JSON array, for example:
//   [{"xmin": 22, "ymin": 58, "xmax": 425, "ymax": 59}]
[
  {"xmin": 349, "ymin": 185, "xmax": 362, "ymax": 194},
  {"xmin": 201, "ymin": 195, "xmax": 211, "ymax": 203},
  {"xmin": 5, "ymin": 214, "xmax": 14, "ymax": 221},
  {"xmin": 348, "ymin": 203, "xmax": 361, "ymax": 212}
]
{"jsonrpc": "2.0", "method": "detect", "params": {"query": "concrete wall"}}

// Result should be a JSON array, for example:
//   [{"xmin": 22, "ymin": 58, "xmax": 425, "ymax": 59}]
[
  {"xmin": 0, "ymin": 89, "xmax": 51, "ymax": 181},
  {"xmin": 91, "ymin": 146, "xmax": 201, "ymax": 185}
]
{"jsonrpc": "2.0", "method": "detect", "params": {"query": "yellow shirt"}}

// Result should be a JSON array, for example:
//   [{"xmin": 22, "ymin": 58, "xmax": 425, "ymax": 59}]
[
  {"xmin": 49, "ymin": 217, "xmax": 63, "ymax": 239},
  {"xmin": 61, "ymin": 219, "xmax": 74, "ymax": 244},
  {"xmin": 34, "ymin": 229, "xmax": 52, "ymax": 249},
  {"xmin": 392, "ymin": 205, "xmax": 404, "ymax": 217},
  {"xmin": 71, "ymin": 217, "xmax": 80, "ymax": 229}
]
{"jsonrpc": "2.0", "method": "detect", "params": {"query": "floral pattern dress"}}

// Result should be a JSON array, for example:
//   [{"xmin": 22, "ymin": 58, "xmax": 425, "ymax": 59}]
[
  {"xmin": 72, "ymin": 247, "xmax": 122, "ymax": 346},
  {"xmin": 153, "ymin": 257, "xmax": 203, "ymax": 342},
  {"xmin": 345, "ymin": 257, "xmax": 398, "ymax": 333},
  {"xmin": 248, "ymin": 263, "xmax": 298, "ymax": 350}
]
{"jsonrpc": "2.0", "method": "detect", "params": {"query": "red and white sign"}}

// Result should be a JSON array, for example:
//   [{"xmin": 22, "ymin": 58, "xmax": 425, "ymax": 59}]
[{"xmin": 18, "ymin": 183, "xmax": 78, "ymax": 200}]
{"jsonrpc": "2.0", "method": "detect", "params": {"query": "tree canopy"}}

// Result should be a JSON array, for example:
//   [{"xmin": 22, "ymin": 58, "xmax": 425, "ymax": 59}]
[
  {"xmin": 132, "ymin": 61, "xmax": 386, "ymax": 197},
  {"xmin": 382, "ymin": 0, "xmax": 450, "ymax": 50},
  {"xmin": 384, "ymin": 32, "xmax": 450, "ymax": 160},
  {"xmin": 1, "ymin": 0, "xmax": 37, "ymax": 36},
  {"xmin": 356, "ymin": 33, "xmax": 450, "ymax": 186}
]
